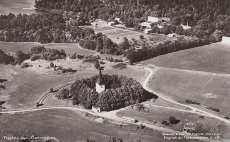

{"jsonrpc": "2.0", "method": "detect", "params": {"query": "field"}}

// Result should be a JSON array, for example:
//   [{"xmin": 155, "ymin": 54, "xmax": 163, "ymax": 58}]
[
  {"xmin": 0, "ymin": 42, "xmax": 95, "ymax": 55},
  {"xmin": 0, "ymin": 64, "xmax": 147, "ymax": 109},
  {"xmin": 0, "ymin": 109, "xmax": 169, "ymax": 142},
  {"xmin": 148, "ymin": 68, "xmax": 230, "ymax": 116},
  {"xmin": 93, "ymin": 22, "xmax": 151, "ymax": 44},
  {"xmin": 141, "ymin": 42, "xmax": 230, "ymax": 74}
]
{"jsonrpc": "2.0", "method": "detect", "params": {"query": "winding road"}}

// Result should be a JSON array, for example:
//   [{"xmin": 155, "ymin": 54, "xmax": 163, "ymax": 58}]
[{"xmin": 143, "ymin": 66, "xmax": 230, "ymax": 125}]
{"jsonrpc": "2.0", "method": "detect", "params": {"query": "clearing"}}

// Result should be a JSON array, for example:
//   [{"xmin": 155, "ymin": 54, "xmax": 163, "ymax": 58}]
[{"xmin": 140, "ymin": 42, "xmax": 230, "ymax": 74}]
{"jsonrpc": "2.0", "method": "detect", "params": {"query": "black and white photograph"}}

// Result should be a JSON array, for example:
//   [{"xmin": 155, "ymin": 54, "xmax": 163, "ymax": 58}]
[{"xmin": 0, "ymin": 0, "xmax": 230, "ymax": 142}]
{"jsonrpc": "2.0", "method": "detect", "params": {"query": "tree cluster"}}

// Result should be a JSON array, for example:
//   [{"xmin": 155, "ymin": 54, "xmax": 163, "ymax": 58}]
[
  {"xmin": 0, "ymin": 49, "xmax": 15, "ymax": 65},
  {"xmin": 30, "ymin": 46, "xmax": 66, "ymax": 61},
  {"xmin": 68, "ymin": 74, "xmax": 153, "ymax": 111}
]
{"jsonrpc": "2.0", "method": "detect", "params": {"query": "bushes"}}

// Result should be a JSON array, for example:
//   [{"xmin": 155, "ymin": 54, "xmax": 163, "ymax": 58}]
[
  {"xmin": 112, "ymin": 63, "xmax": 127, "ymax": 69},
  {"xmin": 207, "ymin": 106, "xmax": 220, "ymax": 112},
  {"xmin": 62, "ymin": 68, "xmax": 76, "ymax": 73},
  {"xmin": 68, "ymin": 74, "xmax": 153, "ymax": 111},
  {"xmin": 0, "ymin": 49, "xmax": 15, "ymax": 65},
  {"xmin": 185, "ymin": 99, "xmax": 200, "ymax": 105},
  {"xmin": 30, "ymin": 46, "xmax": 66, "ymax": 61},
  {"xmin": 56, "ymin": 88, "xmax": 69, "ymax": 99}
]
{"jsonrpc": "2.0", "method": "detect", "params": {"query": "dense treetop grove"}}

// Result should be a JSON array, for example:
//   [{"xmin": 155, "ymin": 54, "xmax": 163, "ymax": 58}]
[{"xmin": 68, "ymin": 74, "xmax": 154, "ymax": 111}]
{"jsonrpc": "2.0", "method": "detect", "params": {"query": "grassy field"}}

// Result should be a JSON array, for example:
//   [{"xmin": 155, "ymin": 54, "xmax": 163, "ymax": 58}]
[
  {"xmin": 141, "ymin": 42, "xmax": 230, "ymax": 74},
  {"xmin": 0, "ymin": 109, "xmax": 169, "ymax": 142},
  {"xmin": 0, "ymin": 42, "xmax": 95, "ymax": 55},
  {"xmin": 93, "ymin": 26, "xmax": 151, "ymax": 44},
  {"xmin": 0, "ymin": 64, "xmax": 147, "ymax": 109},
  {"xmin": 149, "ymin": 68, "xmax": 230, "ymax": 116}
]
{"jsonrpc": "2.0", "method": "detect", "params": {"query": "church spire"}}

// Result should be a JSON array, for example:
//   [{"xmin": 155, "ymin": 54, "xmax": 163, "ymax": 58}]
[{"xmin": 97, "ymin": 67, "xmax": 104, "ymax": 85}]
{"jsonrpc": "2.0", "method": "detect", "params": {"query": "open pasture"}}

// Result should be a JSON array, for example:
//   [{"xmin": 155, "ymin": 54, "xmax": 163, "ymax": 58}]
[
  {"xmin": 0, "ymin": 109, "xmax": 166, "ymax": 142},
  {"xmin": 0, "ymin": 42, "xmax": 95, "ymax": 55},
  {"xmin": 149, "ymin": 68, "xmax": 230, "ymax": 116},
  {"xmin": 141, "ymin": 42, "xmax": 230, "ymax": 74}
]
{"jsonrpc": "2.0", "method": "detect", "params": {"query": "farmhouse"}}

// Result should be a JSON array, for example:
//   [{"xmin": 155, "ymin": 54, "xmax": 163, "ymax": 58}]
[
  {"xmin": 148, "ymin": 16, "xmax": 159, "ymax": 23},
  {"xmin": 96, "ymin": 68, "xmax": 105, "ymax": 93}
]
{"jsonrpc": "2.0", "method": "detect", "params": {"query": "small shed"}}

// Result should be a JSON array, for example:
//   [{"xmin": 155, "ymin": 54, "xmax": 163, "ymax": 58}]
[
  {"xmin": 167, "ymin": 33, "xmax": 176, "ymax": 38},
  {"xmin": 92, "ymin": 106, "xmax": 101, "ymax": 113}
]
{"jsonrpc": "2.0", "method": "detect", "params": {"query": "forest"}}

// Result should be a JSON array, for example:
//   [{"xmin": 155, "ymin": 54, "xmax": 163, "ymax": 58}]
[{"xmin": 35, "ymin": 0, "xmax": 230, "ymax": 38}]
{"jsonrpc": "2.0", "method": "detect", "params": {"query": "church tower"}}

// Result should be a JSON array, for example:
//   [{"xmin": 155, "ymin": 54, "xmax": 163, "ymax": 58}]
[{"xmin": 96, "ymin": 68, "xmax": 105, "ymax": 93}]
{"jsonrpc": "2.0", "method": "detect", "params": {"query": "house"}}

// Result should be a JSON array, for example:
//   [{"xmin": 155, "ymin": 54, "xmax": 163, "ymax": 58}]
[
  {"xmin": 181, "ymin": 23, "xmax": 191, "ymax": 30},
  {"xmin": 147, "ymin": 16, "xmax": 159, "ymax": 23},
  {"xmin": 167, "ymin": 33, "xmax": 176, "ymax": 38},
  {"xmin": 222, "ymin": 36, "xmax": 230, "ymax": 44},
  {"xmin": 140, "ymin": 22, "xmax": 152, "ymax": 28},
  {"xmin": 92, "ymin": 106, "xmax": 101, "ymax": 113},
  {"xmin": 108, "ymin": 21, "xmax": 116, "ymax": 26},
  {"xmin": 96, "ymin": 68, "xmax": 105, "ymax": 93},
  {"xmin": 144, "ymin": 28, "xmax": 152, "ymax": 34},
  {"xmin": 114, "ymin": 17, "xmax": 121, "ymax": 23}
]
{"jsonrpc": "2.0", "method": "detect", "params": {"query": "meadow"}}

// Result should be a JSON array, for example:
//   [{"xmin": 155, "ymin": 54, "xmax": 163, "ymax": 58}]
[
  {"xmin": 0, "ymin": 64, "xmax": 147, "ymax": 109},
  {"xmin": 148, "ymin": 68, "xmax": 230, "ymax": 116},
  {"xmin": 0, "ymin": 109, "xmax": 168, "ymax": 142},
  {"xmin": 141, "ymin": 42, "xmax": 230, "ymax": 74},
  {"xmin": 0, "ymin": 42, "xmax": 95, "ymax": 55}
]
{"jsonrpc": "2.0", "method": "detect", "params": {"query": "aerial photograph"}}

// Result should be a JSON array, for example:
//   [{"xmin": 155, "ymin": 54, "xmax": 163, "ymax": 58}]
[{"xmin": 0, "ymin": 0, "xmax": 230, "ymax": 142}]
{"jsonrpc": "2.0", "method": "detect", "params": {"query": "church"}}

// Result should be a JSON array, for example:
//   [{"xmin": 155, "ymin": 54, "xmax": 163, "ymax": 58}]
[{"xmin": 96, "ymin": 68, "xmax": 105, "ymax": 93}]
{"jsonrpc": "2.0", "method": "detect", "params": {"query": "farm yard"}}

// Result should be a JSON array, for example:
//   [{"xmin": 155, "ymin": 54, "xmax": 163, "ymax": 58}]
[
  {"xmin": 148, "ymin": 68, "xmax": 230, "ymax": 116},
  {"xmin": 0, "ymin": 109, "xmax": 166, "ymax": 142},
  {"xmin": 140, "ymin": 42, "xmax": 230, "ymax": 74},
  {"xmin": 0, "ymin": 42, "xmax": 95, "ymax": 55}
]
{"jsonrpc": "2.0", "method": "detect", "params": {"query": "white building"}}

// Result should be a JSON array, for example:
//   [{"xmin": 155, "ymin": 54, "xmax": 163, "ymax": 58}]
[
  {"xmin": 92, "ymin": 106, "xmax": 101, "ymax": 113},
  {"xmin": 167, "ymin": 33, "xmax": 176, "ymax": 38},
  {"xmin": 140, "ymin": 22, "xmax": 152, "ymax": 28},
  {"xmin": 115, "ymin": 18, "xmax": 121, "ymax": 22},
  {"xmin": 96, "ymin": 69, "xmax": 105, "ymax": 93},
  {"xmin": 148, "ymin": 16, "xmax": 159, "ymax": 23},
  {"xmin": 222, "ymin": 36, "xmax": 230, "ymax": 45},
  {"xmin": 181, "ymin": 23, "xmax": 191, "ymax": 30}
]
